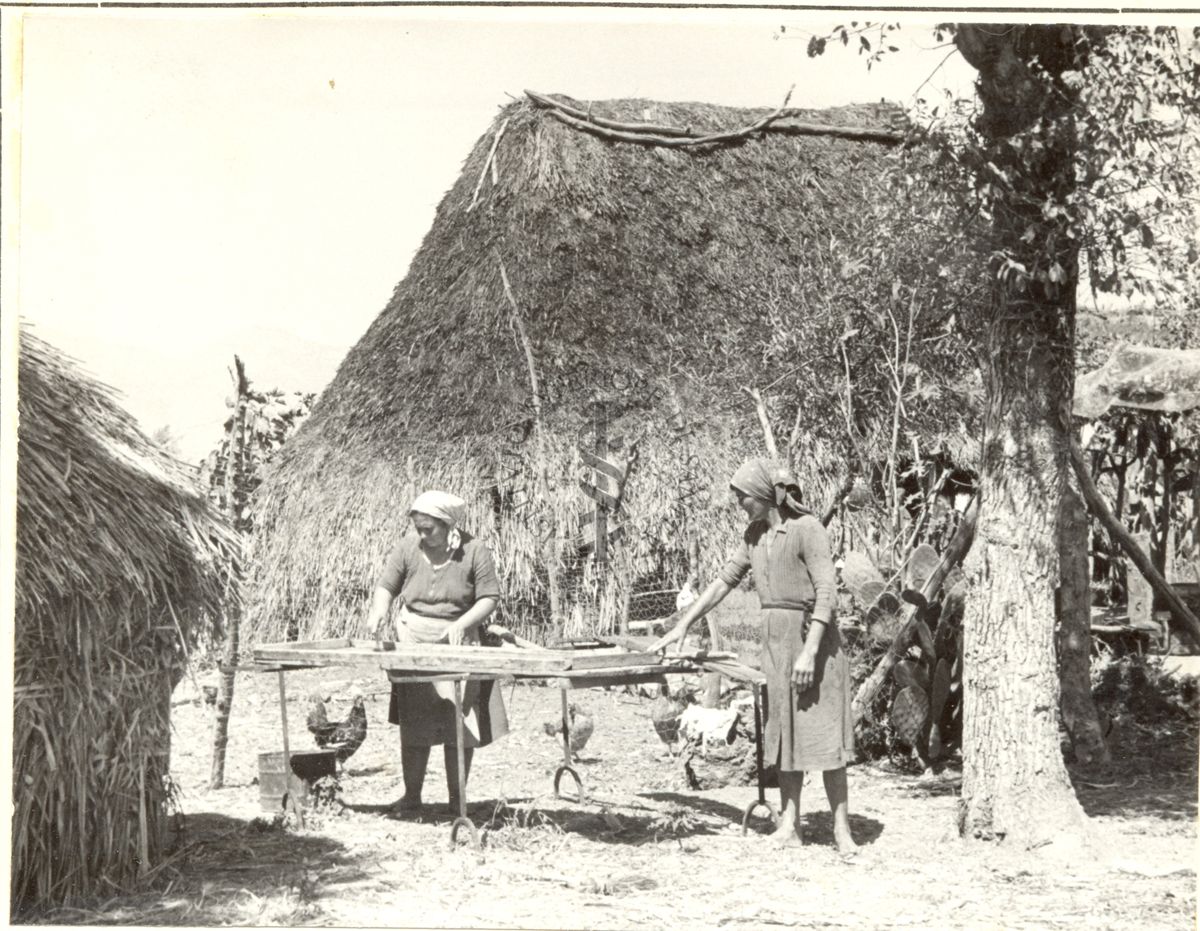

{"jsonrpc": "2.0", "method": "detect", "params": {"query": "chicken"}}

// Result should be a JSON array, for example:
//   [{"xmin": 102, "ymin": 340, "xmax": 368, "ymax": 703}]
[
  {"xmin": 542, "ymin": 703, "xmax": 594, "ymax": 753},
  {"xmin": 650, "ymin": 688, "xmax": 687, "ymax": 749},
  {"xmin": 675, "ymin": 579, "xmax": 698, "ymax": 613},
  {"xmin": 306, "ymin": 688, "xmax": 368, "ymax": 765}
]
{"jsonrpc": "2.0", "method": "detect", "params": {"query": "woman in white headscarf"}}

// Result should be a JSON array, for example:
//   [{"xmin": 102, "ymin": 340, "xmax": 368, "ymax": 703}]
[{"xmin": 365, "ymin": 490, "xmax": 509, "ymax": 815}]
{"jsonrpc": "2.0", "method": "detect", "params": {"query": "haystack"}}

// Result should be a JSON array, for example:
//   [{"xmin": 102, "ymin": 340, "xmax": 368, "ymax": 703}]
[
  {"xmin": 12, "ymin": 331, "xmax": 239, "ymax": 912},
  {"xmin": 252, "ymin": 93, "xmax": 979, "ymax": 642}
]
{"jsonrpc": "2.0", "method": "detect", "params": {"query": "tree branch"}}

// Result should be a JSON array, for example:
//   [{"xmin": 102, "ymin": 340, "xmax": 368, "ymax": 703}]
[
  {"xmin": 468, "ymin": 118, "xmax": 508, "ymax": 212},
  {"xmin": 525, "ymin": 88, "xmax": 907, "ymax": 148},
  {"xmin": 742, "ymin": 387, "xmax": 779, "ymax": 458},
  {"xmin": 497, "ymin": 256, "xmax": 542, "ymax": 425},
  {"xmin": 1067, "ymin": 428, "xmax": 1200, "ymax": 648}
]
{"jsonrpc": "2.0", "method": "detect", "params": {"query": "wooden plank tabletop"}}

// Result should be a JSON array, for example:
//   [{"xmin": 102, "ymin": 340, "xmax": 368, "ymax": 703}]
[{"xmin": 252, "ymin": 639, "xmax": 684, "ymax": 678}]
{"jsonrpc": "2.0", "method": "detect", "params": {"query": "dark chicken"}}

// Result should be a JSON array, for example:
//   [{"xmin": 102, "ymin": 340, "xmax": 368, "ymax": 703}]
[
  {"xmin": 306, "ymin": 688, "xmax": 368, "ymax": 764},
  {"xmin": 650, "ymin": 688, "xmax": 687, "ymax": 748},
  {"xmin": 542, "ymin": 703, "xmax": 594, "ymax": 753}
]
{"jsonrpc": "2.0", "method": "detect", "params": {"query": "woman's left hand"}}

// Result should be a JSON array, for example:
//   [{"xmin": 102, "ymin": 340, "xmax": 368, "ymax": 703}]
[
  {"xmin": 791, "ymin": 649, "xmax": 818, "ymax": 692},
  {"xmin": 446, "ymin": 619, "xmax": 473, "ymax": 646}
]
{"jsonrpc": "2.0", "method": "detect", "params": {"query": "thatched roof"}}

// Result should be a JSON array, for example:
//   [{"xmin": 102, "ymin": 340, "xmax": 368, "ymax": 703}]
[
  {"xmin": 16, "ymin": 331, "xmax": 238, "ymax": 623},
  {"xmin": 13, "ymin": 330, "xmax": 239, "ymax": 909},
  {"xmin": 252, "ymin": 94, "xmax": 980, "ymax": 641},
  {"xmin": 1075, "ymin": 343, "xmax": 1200, "ymax": 419}
]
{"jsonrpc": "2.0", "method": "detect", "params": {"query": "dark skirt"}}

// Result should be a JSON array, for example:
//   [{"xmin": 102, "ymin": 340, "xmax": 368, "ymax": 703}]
[
  {"xmin": 760, "ymin": 608, "xmax": 855, "ymax": 772},
  {"xmin": 387, "ymin": 678, "xmax": 509, "ymax": 748}
]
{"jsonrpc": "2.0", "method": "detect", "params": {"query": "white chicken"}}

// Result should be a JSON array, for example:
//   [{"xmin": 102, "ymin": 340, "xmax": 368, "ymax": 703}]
[{"xmin": 675, "ymin": 578, "xmax": 699, "ymax": 613}]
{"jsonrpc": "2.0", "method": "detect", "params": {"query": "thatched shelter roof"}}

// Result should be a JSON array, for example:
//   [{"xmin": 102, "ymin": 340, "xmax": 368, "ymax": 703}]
[
  {"xmin": 13, "ymin": 330, "xmax": 239, "ymax": 910},
  {"xmin": 15, "ymin": 331, "xmax": 237, "ymax": 622},
  {"xmin": 252, "ymin": 94, "xmax": 979, "ymax": 641},
  {"xmin": 1075, "ymin": 343, "xmax": 1200, "ymax": 419}
]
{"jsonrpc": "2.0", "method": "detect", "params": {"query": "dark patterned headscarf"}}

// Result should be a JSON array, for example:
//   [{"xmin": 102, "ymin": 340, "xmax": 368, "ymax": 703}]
[{"xmin": 729, "ymin": 459, "xmax": 811, "ymax": 517}]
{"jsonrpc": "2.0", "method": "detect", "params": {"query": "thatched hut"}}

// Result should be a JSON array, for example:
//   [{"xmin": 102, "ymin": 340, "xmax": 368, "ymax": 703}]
[
  {"xmin": 12, "ymin": 331, "xmax": 239, "ymax": 912},
  {"xmin": 252, "ymin": 94, "xmax": 979, "ymax": 642}
]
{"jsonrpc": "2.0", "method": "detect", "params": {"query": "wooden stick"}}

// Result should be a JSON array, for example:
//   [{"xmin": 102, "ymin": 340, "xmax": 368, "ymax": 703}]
[
  {"xmin": 544, "ymin": 106, "xmax": 790, "ymax": 149},
  {"xmin": 787, "ymin": 402, "xmax": 805, "ymax": 461},
  {"xmin": 454, "ymin": 679, "xmax": 469, "ymax": 819},
  {"xmin": 468, "ymin": 118, "xmax": 508, "ymax": 212},
  {"xmin": 743, "ymin": 387, "xmax": 779, "ymax": 458},
  {"xmin": 497, "ymin": 256, "xmax": 542, "ymax": 424},
  {"xmin": 277, "ymin": 670, "xmax": 304, "ymax": 828},
  {"xmin": 821, "ymin": 474, "xmax": 856, "ymax": 528},
  {"xmin": 525, "ymin": 89, "xmax": 694, "ymax": 136},
  {"xmin": 1067, "ymin": 430, "xmax": 1200, "ymax": 648},
  {"xmin": 851, "ymin": 496, "xmax": 978, "ymax": 724},
  {"xmin": 485, "ymin": 622, "xmax": 540, "ymax": 650},
  {"xmin": 526, "ymin": 88, "xmax": 904, "ymax": 146}
]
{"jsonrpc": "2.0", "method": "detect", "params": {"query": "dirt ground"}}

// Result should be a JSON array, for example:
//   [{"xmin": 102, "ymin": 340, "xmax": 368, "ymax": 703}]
[{"xmin": 33, "ymin": 667, "xmax": 1198, "ymax": 929}]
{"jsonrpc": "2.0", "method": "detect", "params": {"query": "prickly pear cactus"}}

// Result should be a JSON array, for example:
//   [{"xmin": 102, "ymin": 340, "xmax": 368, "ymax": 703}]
[
  {"xmin": 887, "ymin": 567, "xmax": 968, "ymax": 764},
  {"xmin": 890, "ymin": 686, "xmax": 930, "ymax": 746},
  {"xmin": 842, "ymin": 551, "xmax": 885, "ymax": 608},
  {"xmin": 905, "ymin": 543, "xmax": 941, "ymax": 593},
  {"xmin": 867, "ymin": 591, "xmax": 904, "ymax": 643}
]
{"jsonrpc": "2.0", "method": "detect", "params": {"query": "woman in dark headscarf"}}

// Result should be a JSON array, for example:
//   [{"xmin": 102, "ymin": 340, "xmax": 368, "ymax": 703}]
[{"xmin": 652, "ymin": 459, "xmax": 856, "ymax": 854}]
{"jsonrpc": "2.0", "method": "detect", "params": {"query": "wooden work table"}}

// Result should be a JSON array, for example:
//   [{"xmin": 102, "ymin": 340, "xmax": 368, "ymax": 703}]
[{"xmin": 252, "ymin": 638, "xmax": 765, "ymax": 848}]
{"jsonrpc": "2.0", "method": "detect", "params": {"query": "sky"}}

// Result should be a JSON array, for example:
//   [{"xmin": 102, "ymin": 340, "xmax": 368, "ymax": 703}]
[{"xmin": 9, "ymin": 6, "xmax": 981, "ymax": 460}]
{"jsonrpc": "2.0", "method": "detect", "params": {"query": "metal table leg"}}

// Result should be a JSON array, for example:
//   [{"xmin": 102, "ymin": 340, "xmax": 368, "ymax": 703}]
[
  {"xmin": 553, "ymin": 687, "xmax": 585, "ymax": 802},
  {"xmin": 277, "ymin": 670, "xmax": 305, "ymax": 829},
  {"xmin": 448, "ymin": 677, "xmax": 481, "ymax": 850},
  {"xmin": 742, "ymin": 682, "xmax": 778, "ymax": 834}
]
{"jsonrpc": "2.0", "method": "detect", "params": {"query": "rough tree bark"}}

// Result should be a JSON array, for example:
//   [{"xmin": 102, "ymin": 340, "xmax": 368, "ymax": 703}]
[
  {"xmin": 955, "ymin": 24, "xmax": 1093, "ymax": 843},
  {"xmin": 1057, "ymin": 484, "xmax": 1110, "ymax": 766}
]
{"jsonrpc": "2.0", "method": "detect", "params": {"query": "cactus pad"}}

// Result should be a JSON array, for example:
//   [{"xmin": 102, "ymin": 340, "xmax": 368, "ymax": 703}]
[
  {"xmin": 890, "ymin": 686, "xmax": 930, "ymax": 746},
  {"xmin": 867, "ymin": 591, "xmax": 904, "ymax": 643},
  {"xmin": 842, "ymin": 551, "xmax": 886, "ymax": 606},
  {"xmin": 930, "ymin": 659, "xmax": 951, "ymax": 721},
  {"xmin": 894, "ymin": 658, "xmax": 929, "ymax": 692},
  {"xmin": 905, "ymin": 543, "xmax": 941, "ymax": 592}
]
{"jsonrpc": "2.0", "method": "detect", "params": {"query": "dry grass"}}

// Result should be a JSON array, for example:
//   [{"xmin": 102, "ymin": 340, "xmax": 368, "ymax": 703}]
[{"xmin": 13, "ymin": 331, "xmax": 240, "ymax": 911}]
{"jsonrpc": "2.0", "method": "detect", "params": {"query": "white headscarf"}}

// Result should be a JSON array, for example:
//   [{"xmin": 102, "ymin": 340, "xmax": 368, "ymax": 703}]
[{"xmin": 410, "ymin": 490, "xmax": 467, "ymax": 552}]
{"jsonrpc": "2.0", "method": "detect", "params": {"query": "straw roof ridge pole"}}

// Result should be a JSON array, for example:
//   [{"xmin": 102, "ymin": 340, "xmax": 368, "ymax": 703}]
[{"xmin": 524, "ymin": 88, "xmax": 909, "ymax": 146}]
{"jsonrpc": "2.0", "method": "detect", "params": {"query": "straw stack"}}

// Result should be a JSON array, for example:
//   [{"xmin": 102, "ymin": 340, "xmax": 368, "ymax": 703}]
[
  {"xmin": 250, "ymin": 94, "xmax": 983, "ymax": 644},
  {"xmin": 12, "ymin": 331, "xmax": 240, "ymax": 913}
]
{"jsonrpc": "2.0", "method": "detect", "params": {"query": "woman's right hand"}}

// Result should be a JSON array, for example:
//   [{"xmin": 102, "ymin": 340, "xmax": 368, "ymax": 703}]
[{"xmin": 649, "ymin": 621, "xmax": 688, "ymax": 654}]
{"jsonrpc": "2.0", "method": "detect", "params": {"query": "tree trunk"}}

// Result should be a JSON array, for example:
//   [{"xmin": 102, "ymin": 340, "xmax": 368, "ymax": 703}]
[
  {"xmin": 954, "ymin": 23, "xmax": 1094, "ymax": 845},
  {"xmin": 959, "ymin": 302, "xmax": 1087, "ymax": 842},
  {"xmin": 209, "ymin": 608, "xmax": 240, "ymax": 789},
  {"xmin": 210, "ymin": 356, "xmax": 249, "ymax": 789},
  {"xmin": 1057, "ymin": 483, "xmax": 1110, "ymax": 766}
]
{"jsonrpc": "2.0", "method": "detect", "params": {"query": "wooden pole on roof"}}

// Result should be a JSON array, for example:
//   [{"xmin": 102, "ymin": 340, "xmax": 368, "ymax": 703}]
[{"xmin": 498, "ymin": 256, "xmax": 562, "ymax": 641}]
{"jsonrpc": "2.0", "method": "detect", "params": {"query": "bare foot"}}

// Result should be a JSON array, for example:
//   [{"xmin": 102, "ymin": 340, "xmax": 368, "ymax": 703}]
[
  {"xmin": 772, "ymin": 820, "xmax": 803, "ymax": 847},
  {"xmin": 834, "ymin": 830, "xmax": 858, "ymax": 856},
  {"xmin": 391, "ymin": 795, "xmax": 423, "ymax": 815}
]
